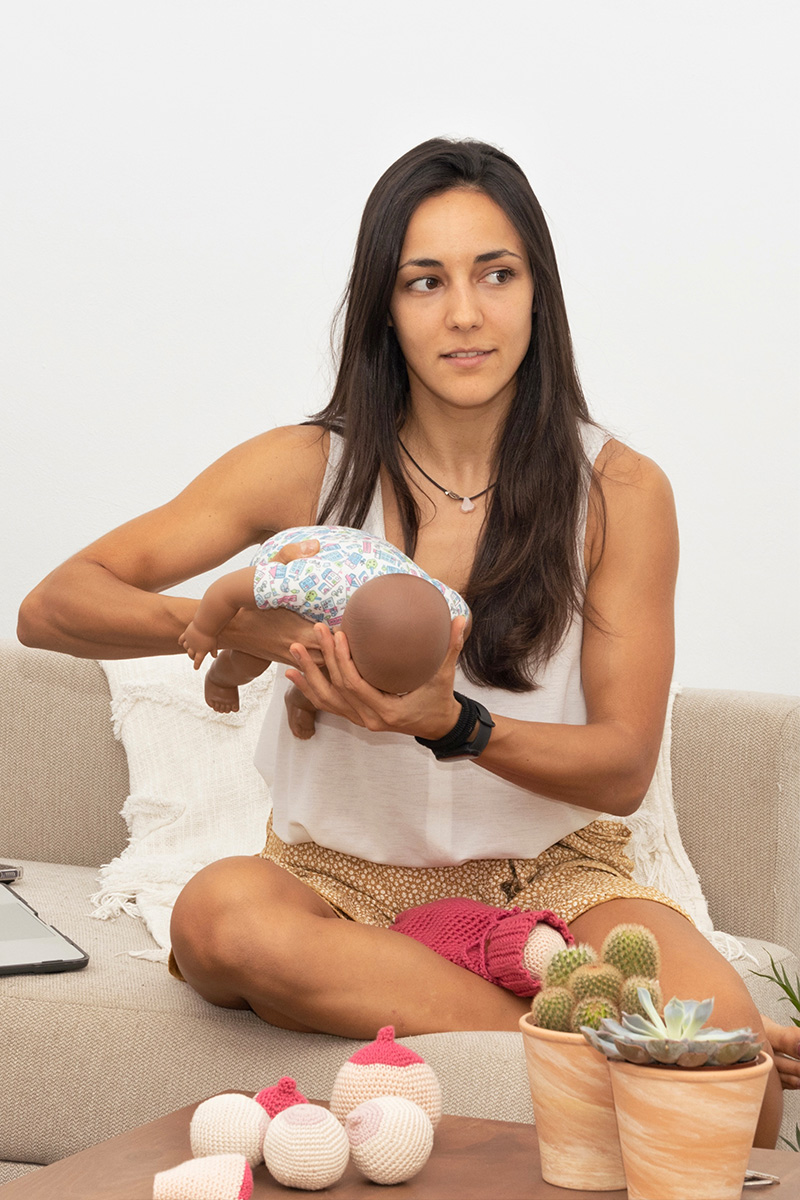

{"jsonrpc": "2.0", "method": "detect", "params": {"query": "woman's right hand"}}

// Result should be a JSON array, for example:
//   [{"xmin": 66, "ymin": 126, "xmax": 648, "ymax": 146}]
[{"xmin": 221, "ymin": 538, "xmax": 325, "ymax": 667}]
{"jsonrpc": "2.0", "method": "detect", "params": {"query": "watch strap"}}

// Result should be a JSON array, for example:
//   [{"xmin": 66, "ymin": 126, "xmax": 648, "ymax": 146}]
[{"xmin": 415, "ymin": 692, "xmax": 495, "ymax": 760}]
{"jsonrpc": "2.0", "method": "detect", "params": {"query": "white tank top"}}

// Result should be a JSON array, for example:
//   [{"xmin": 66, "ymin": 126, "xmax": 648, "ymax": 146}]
[{"xmin": 254, "ymin": 422, "xmax": 611, "ymax": 866}]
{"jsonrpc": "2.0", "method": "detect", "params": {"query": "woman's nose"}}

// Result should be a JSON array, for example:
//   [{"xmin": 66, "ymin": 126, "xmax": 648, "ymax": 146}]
[{"xmin": 445, "ymin": 283, "xmax": 483, "ymax": 331}]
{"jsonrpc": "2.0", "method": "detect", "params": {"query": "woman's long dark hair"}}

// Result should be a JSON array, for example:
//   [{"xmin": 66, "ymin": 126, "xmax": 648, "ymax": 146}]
[{"xmin": 310, "ymin": 137, "xmax": 604, "ymax": 692}]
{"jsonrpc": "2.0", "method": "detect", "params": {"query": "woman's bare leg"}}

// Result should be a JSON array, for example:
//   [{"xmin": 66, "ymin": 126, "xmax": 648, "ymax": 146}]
[
  {"xmin": 568, "ymin": 898, "xmax": 783, "ymax": 1149},
  {"xmin": 169, "ymin": 856, "xmax": 529, "ymax": 1038}
]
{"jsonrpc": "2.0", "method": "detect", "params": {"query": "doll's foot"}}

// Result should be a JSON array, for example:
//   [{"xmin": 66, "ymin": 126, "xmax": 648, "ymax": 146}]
[
  {"xmin": 390, "ymin": 898, "xmax": 572, "ymax": 998},
  {"xmin": 205, "ymin": 677, "xmax": 241, "ymax": 714},
  {"xmin": 284, "ymin": 684, "xmax": 318, "ymax": 739}
]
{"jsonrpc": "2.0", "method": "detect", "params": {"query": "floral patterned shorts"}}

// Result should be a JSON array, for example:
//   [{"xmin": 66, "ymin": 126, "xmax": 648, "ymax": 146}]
[{"xmin": 258, "ymin": 814, "xmax": 692, "ymax": 929}]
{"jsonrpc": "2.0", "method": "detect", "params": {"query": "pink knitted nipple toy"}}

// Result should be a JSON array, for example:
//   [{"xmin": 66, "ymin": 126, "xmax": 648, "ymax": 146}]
[
  {"xmin": 346, "ymin": 1095, "xmax": 434, "ymax": 1184},
  {"xmin": 262, "ymin": 1103, "xmax": 349, "ymax": 1190},
  {"xmin": 390, "ymin": 897, "xmax": 573, "ymax": 997},
  {"xmin": 254, "ymin": 1075, "xmax": 308, "ymax": 1118},
  {"xmin": 330, "ymin": 1025, "xmax": 442, "ymax": 1127},
  {"xmin": 190, "ymin": 1093, "xmax": 269, "ymax": 1167}
]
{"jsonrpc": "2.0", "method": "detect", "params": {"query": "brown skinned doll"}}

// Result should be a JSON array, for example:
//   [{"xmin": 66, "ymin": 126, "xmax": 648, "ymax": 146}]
[{"xmin": 179, "ymin": 565, "xmax": 468, "ymax": 737}]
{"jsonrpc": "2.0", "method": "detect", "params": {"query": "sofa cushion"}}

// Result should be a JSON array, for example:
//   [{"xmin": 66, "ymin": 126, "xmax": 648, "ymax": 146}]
[{"xmin": 4, "ymin": 861, "xmax": 799, "ymax": 1166}]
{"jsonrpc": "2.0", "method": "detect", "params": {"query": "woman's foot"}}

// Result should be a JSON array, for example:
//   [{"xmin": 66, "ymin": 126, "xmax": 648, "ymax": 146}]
[{"xmin": 762, "ymin": 1014, "xmax": 800, "ymax": 1089}]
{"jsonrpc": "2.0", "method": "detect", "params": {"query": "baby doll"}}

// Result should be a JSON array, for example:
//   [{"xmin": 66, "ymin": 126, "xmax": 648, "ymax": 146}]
[{"xmin": 179, "ymin": 526, "xmax": 471, "ymax": 724}]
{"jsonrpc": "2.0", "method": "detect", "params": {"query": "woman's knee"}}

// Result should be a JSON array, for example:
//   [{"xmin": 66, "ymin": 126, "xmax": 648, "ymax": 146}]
[{"xmin": 169, "ymin": 855, "xmax": 334, "ymax": 983}]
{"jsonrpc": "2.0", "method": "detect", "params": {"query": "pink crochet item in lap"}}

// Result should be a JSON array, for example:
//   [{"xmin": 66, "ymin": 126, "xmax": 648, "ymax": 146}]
[{"xmin": 389, "ymin": 897, "xmax": 573, "ymax": 997}]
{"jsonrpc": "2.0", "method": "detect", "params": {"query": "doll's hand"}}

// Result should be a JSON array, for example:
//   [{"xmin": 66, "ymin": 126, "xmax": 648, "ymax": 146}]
[
  {"xmin": 284, "ymin": 683, "xmax": 318, "ymax": 739},
  {"xmin": 284, "ymin": 616, "xmax": 466, "ymax": 741},
  {"xmin": 178, "ymin": 622, "xmax": 218, "ymax": 669}
]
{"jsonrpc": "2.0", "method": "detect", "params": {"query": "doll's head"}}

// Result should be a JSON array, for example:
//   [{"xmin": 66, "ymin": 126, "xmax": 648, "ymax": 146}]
[{"xmin": 341, "ymin": 574, "xmax": 457, "ymax": 694}]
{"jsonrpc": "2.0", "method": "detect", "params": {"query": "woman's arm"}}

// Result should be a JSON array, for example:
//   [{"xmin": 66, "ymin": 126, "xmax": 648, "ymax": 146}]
[
  {"xmin": 473, "ymin": 444, "xmax": 678, "ymax": 815},
  {"xmin": 285, "ymin": 441, "xmax": 678, "ymax": 818},
  {"xmin": 17, "ymin": 425, "xmax": 330, "ymax": 664}
]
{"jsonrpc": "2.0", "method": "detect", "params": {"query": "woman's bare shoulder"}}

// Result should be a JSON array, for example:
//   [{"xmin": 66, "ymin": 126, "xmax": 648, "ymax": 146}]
[
  {"xmin": 593, "ymin": 437, "xmax": 672, "ymax": 496},
  {"xmin": 220, "ymin": 422, "xmax": 329, "ymax": 473},
  {"xmin": 189, "ymin": 423, "xmax": 332, "ymax": 533},
  {"xmin": 586, "ymin": 438, "xmax": 677, "ymax": 573}
]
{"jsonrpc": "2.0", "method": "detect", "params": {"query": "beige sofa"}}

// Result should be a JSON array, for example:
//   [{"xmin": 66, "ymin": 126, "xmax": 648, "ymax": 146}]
[{"xmin": 1, "ymin": 640, "xmax": 799, "ymax": 1184}]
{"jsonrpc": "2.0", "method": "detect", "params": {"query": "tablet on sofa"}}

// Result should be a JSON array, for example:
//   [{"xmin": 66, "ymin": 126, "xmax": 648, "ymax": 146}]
[{"xmin": 0, "ymin": 882, "xmax": 89, "ymax": 974}]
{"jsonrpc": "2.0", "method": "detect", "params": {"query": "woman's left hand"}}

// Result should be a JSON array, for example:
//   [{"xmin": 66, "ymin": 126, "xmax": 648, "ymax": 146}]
[{"xmin": 284, "ymin": 616, "xmax": 468, "ymax": 741}]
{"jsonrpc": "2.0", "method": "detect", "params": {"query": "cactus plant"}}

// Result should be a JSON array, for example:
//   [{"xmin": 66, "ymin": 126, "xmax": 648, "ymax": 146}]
[
  {"xmin": 570, "ymin": 962, "xmax": 623, "ymax": 1006},
  {"xmin": 571, "ymin": 996, "xmax": 620, "ymax": 1033},
  {"xmin": 531, "ymin": 986, "xmax": 574, "ymax": 1031},
  {"xmin": 581, "ymin": 987, "xmax": 764, "ymax": 1068},
  {"xmin": 544, "ymin": 943, "xmax": 597, "ymax": 989},
  {"xmin": 531, "ymin": 924, "xmax": 663, "ymax": 1033},
  {"xmin": 620, "ymin": 974, "xmax": 662, "ymax": 1018},
  {"xmin": 600, "ymin": 924, "xmax": 660, "ymax": 980}
]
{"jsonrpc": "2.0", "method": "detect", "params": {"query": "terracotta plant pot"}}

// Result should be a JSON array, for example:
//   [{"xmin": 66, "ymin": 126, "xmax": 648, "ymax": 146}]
[
  {"xmin": 518, "ymin": 1013, "xmax": 625, "ymax": 1191},
  {"xmin": 607, "ymin": 1052, "xmax": 772, "ymax": 1200}
]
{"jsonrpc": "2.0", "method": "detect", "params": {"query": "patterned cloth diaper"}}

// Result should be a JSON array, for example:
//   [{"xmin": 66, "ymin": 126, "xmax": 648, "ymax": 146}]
[{"xmin": 250, "ymin": 525, "xmax": 469, "ymax": 629}]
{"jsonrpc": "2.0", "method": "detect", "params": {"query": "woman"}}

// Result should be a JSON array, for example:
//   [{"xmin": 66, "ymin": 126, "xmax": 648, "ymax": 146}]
[{"xmin": 18, "ymin": 138, "xmax": 797, "ymax": 1144}]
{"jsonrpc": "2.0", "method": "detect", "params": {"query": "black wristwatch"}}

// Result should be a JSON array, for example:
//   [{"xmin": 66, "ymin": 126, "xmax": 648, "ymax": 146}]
[{"xmin": 415, "ymin": 692, "xmax": 495, "ymax": 760}]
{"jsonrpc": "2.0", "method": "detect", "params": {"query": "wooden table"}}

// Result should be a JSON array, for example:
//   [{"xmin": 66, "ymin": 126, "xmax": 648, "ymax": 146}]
[{"xmin": 2, "ymin": 1099, "xmax": 798, "ymax": 1199}]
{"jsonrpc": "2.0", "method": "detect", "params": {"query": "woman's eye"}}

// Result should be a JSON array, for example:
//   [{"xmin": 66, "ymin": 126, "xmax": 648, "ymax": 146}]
[
  {"xmin": 407, "ymin": 276, "xmax": 440, "ymax": 292},
  {"xmin": 486, "ymin": 268, "xmax": 515, "ymax": 284}
]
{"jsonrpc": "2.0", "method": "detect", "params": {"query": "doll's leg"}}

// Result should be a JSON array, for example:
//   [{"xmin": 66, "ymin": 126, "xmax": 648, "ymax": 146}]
[
  {"xmin": 205, "ymin": 650, "xmax": 271, "ymax": 714},
  {"xmin": 390, "ymin": 898, "xmax": 572, "ymax": 997},
  {"xmin": 284, "ymin": 683, "xmax": 318, "ymax": 739}
]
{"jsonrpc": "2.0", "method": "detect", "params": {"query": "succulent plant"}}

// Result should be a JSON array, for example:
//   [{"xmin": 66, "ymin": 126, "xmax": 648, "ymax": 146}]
[
  {"xmin": 544, "ymin": 943, "xmax": 597, "ymax": 989},
  {"xmin": 581, "ymin": 987, "xmax": 764, "ymax": 1068},
  {"xmin": 600, "ymin": 924, "xmax": 660, "ymax": 981}
]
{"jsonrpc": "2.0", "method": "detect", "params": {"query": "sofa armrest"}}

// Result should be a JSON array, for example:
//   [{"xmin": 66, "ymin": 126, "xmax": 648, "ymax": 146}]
[
  {"xmin": 671, "ymin": 687, "xmax": 800, "ymax": 961},
  {"xmin": 0, "ymin": 640, "xmax": 129, "ymax": 867}
]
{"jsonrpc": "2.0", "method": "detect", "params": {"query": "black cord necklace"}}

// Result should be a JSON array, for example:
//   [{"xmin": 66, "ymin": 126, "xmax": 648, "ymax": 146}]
[{"xmin": 397, "ymin": 438, "xmax": 496, "ymax": 514}]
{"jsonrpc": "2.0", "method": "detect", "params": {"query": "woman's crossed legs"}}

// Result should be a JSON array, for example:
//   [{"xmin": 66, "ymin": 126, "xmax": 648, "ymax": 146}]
[{"xmin": 170, "ymin": 855, "xmax": 794, "ymax": 1148}]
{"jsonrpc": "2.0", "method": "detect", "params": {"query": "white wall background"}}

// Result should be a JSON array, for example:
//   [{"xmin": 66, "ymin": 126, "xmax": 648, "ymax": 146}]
[{"xmin": 2, "ymin": 1, "xmax": 797, "ymax": 694}]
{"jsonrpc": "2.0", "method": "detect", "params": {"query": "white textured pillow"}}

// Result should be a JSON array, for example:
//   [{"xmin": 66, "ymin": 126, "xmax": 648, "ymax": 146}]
[{"xmin": 91, "ymin": 654, "xmax": 275, "ymax": 959}]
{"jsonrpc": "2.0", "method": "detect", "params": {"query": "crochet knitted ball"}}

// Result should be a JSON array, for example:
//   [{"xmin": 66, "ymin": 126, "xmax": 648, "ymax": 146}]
[
  {"xmin": 262, "ymin": 1103, "xmax": 350, "ymax": 1191},
  {"xmin": 330, "ymin": 1026, "xmax": 442, "ymax": 1128},
  {"xmin": 153, "ymin": 1153, "xmax": 253, "ymax": 1200},
  {"xmin": 253, "ymin": 1075, "xmax": 308, "ymax": 1118},
  {"xmin": 345, "ymin": 1096, "xmax": 434, "ymax": 1185},
  {"xmin": 189, "ymin": 1093, "xmax": 269, "ymax": 1167}
]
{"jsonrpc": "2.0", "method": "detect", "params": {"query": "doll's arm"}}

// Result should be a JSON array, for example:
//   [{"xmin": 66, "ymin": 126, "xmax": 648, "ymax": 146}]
[{"xmin": 179, "ymin": 567, "xmax": 258, "ymax": 668}]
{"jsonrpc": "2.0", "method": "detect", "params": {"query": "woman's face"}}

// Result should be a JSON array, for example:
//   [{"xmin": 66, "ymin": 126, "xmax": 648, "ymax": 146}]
[{"xmin": 389, "ymin": 188, "xmax": 534, "ymax": 418}]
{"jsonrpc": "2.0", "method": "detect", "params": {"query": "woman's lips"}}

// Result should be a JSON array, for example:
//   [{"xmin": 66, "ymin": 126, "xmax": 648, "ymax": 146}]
[{"xmin": 441, "ymin": 350, "xmax": 494, "ymax": 366}]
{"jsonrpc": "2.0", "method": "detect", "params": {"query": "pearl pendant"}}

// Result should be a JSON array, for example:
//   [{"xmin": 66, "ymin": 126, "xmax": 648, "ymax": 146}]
[{"xmin": 460, "ymin": 496, "xmax": 476, "ymax": 513}]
